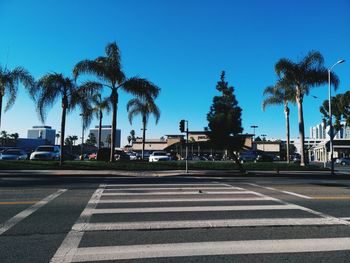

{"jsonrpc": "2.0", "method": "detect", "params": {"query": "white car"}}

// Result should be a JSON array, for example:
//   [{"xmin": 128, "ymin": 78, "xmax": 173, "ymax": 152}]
[
  {"xmin": 127, "ymin": 152, "xmax": 139, "ymax": 160},
  {"xmin": 149, "ymin": 151, "xmax": 170, "ymax": 162},
  {"xmin": 30, "ymin": 145, "xmax": 60, "ymax": 161}
]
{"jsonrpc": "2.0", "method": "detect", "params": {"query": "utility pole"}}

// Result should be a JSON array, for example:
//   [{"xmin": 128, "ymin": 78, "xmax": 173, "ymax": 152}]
[{"xmin": 179, "ymin": 119, "xmax": 189, "ymax": 173}]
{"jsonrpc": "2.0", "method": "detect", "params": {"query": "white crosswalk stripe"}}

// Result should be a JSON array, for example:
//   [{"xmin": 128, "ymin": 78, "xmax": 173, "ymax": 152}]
[{"xmin": 51, "ymin": 182, "xmax": 350, "ymax": 262}]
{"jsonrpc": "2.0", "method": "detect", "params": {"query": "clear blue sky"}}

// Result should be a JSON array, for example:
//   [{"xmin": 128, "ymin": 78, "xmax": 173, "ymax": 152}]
[{"xmin": 1, "ymin": 0, "xmax": 349, "ymax": 145}]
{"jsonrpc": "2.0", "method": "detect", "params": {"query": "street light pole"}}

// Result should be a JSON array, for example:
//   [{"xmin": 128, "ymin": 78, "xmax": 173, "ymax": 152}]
[
  {"xmin": 79, "ymin": 113, "xmax": 84, "ymax": 159},
  {"xmin": 250, "ymin": 125, "xmax": 258, "ymax": 140},
  {"xmin": 328, "ymin": 59, "xmax": 345, "ymax": 176}
]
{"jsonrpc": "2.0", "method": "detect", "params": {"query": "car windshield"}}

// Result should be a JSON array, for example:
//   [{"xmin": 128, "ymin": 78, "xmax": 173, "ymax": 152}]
[
  {"xmin": 153, "ymin": 152, "xmax": 167, "ymax": 156},
  {"xmin": 36, "ymin": 147, "xmax": 55, "ymax": 152}
]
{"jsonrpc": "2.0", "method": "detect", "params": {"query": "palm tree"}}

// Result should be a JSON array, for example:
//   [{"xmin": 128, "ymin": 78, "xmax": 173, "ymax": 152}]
[
  {"xmin": 83, "ymin": 92, "xmax": 111, "ymax": 149},
  {"xmin": 275, "ymin": 51, "xmax": 339, "ymax": 166},
  {"xmin": 73, "ymin": 42, "xmax": 160, "ymax": 162},
  {"xmin": 262, "ymin": 80, "xmax": 295, "ymax": 163},
  {"xmin": 71, "ymin": 135, "xmax": 78, "ymax": 146},
  {"xmin": 0, "ymin": 65, "xmax": 34, "ymax": 129},
  {"xmin": 35, "ymin": 73, "xmax": 86, "ymax": 165},
  {"xmin": 127, "ymin": 96, "xmax": 160, "ymax": 159}
]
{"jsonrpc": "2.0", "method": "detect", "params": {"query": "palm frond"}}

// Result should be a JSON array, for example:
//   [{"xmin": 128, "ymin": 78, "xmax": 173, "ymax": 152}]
[
  {"xmin": 126, "ymin": 97, "xmax": 161, "ymax": 125},
  {"xmin": 275, "ymin": 59, "xmax": 295, "ymax": 79},
  {"xmin": 36, "ymin": 73, "xmax": 66, "ymax": 122},
  {"xmin": 122, "ymin": 77, "xmax": 160, "ymax": 98},
  {"xmin": 105, "ymin": 42, "xmax": 122, "ymax": 68},
  {"xmin": 73, "ymin": 60, "xmax": 107, "ymax": 81},
  {"xmin": 11, "ymin": 67, "xmax": 35, "ymax": 98},
  {"xmin": 300, "ymin": 50, "xmax": 324, "ymax": 71}
]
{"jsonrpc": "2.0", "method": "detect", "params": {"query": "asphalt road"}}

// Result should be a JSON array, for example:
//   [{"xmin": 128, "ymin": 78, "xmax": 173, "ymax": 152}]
[{"xmin": 1, "ymin": 173, "xmax": 350, "ymax": 262}]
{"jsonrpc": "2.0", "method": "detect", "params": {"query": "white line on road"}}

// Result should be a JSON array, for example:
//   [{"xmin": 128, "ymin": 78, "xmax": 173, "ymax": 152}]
[
  {"xmin": 104, "ymin": 183, "xmax": 224, "ymax": 187},
  {"xmin": 73, "ymin": 217, "xmax": 345, "ymax": 231},
  {"xmin": 101, "ymin": 190, "xmax": 258, "ymax": 196},
  {"xmin": 246, "ymin": 183, "xmax": 312, "ymax": 199},
  {"xmin": 0, "ymin": 189, "xmax": 67, "ymax": 235},
  {"xmin": 98, "ymin": 196, "xmax": 275, "ymax": 203},
  {"xmin": 71, "ymin": 237, "xmax": 350, "ymax": 262},
  {"xmin": 90, "ymin": 204, "xmax": 300, "ymax": 214},
  {"xmin": 103, "ymin": 187, "xmax": 241, "ymax": 191},
  {"xmin": 244, "ymin": 183, "xmax": 350, "ymax": 226},
  {"xmin": 50, "ymin": 185, "xmax": 105, "ymax": 263}
]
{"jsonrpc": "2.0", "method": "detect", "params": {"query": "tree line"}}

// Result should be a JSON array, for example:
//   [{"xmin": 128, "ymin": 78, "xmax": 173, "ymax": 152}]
[{"xmin": 0, "ymin": 42, "xmax": 161, "ymax": 165}]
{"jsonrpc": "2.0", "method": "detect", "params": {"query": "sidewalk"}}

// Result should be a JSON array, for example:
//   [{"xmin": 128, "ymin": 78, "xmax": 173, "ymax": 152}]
[{"xmin": 0, "ymin": 169, "xmax": 348, "ymax": 178}]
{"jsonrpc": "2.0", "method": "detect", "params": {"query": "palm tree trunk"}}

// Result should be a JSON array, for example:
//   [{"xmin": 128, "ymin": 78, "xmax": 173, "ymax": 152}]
[
  {"xmin": 98, "ymin": 110, "xmax": 102, "ymax": 149},
  {"xmin": 296, "ymin": 89, "xmax": 306, "ymax": 166},
  {"xmin": 59, "ymin": 100, "xmax": 67, "ymax": 166},
  {"xmin": 110, "ymin": 88, "xmax": 118, "ymax": 162},
  {"xmin": 284, "ymin": 103, "xmax": 290, "ymax": 164},
  {"xmin": 142, "ymin": 116, "xmax": 146, "ymax": 160},
  {"xmin": 0, "ymin": 95, "xmax": 3, "ymax": 130}
]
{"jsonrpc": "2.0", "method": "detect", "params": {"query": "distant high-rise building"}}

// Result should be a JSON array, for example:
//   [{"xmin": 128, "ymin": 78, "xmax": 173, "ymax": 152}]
[
  {"xmin": 27, "ymin": 126, "xmax": 56, "ymax": 144},
  {"xmin": 88, "ymin": 125, "xmax": 121, "ymax": 148},
  {"xmin": 310, "ymin": 122, "xmax": 350, "ymax": 140}
]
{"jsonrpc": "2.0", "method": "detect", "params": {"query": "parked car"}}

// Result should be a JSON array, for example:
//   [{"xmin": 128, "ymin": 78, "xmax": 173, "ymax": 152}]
[
  {"xmin": 149, "ymin": 151, "xmax": 171, "ymax": 162},
  {"xmin": 256, "ymin": 153, "xmax": 274, "ymax": 162},
  {"xmin": 336, "ymin": 157, "xmax": 350, "ymax": 165},
  {"xmin": 96, "ymin": 148, "xmax": 130, "ymax": 161},
  {"xmin": 88, "ymin": 152, "xmax": 97, "ymax": 160},
  {"xmin": 127, "ymin": 151, "xmax": 139, "ymax": 160},
  {"xmin": 0, "ymin": 148, "xmax": 28, "ymax": 160},
  {"xmin": 115, "ymin": 149, "xmax": 130, "ymax": 161},
  {"xmin": 238, "ymin": 150, "xmax": 258, "ymax": 163},
  {"xmin": 30, "ymin": 145, "xmax": 60, "ymax": 160}
]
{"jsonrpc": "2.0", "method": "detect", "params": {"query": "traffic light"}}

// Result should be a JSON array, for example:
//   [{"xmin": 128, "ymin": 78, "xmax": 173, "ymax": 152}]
[{"xmin": 179, "ymin": 119, "xmax": 185, "ymax": 132}]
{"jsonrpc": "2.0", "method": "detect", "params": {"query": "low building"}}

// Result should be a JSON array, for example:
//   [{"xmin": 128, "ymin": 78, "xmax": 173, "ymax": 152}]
[
  {"xmin": 252, "ymin": 141, "xmax": 281, "ymax": 154},
  {"xmin": 27, "ymin": 126, "xmax": 56, "ymax": 145},
  {"xmin": 88, "ymin": 125, "xmax": 121, "ymax": 148},
  {"xmin": 132, "ymin": 139, "xmax": 168, "ymax": 153}
]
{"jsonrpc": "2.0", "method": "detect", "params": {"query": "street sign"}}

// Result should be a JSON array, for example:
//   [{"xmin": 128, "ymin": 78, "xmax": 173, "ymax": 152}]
[{"xmin": 327, "ymin": 127, "xmax": 336, "ymax": 139}]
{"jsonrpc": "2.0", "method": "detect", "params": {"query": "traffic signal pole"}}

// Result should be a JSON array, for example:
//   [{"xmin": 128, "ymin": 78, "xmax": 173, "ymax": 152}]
[
  {"xmin": 179, "ymin": 119, "xmax": 189, "ymax": 173},
  {"xmin": 185, "ymin": 120, "xmax": 189, "ymax": 174}
]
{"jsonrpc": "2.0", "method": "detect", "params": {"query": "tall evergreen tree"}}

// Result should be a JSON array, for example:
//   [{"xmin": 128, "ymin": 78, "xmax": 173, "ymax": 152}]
[{"xmin": 206, "ymin": 71, "xmax": 244, "ymax": 171}]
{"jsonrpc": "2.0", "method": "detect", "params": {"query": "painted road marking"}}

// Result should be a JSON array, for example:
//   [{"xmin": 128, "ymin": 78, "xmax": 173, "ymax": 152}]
[
  {"xmin": 101, "ymin": 190, "xmax": 258, "ymax": 196},
  {"xmin": 103, "ymin": 186, "xmax": 242, "ymax": 191},
  {"xmin": 0, "ymin": 201, "xmax": 38, "ymax": 205},
  {"xmin": 104, "ymin": 183, "xmax": 224, "ymax": 187},
  {"xmin": 0, "ymin": 189, "xmax": 67, "ymax": 235},
  {"xmin": 50, "ymin": 185, "xmax": 105, "ymax": 263},
  {"xmin": 224, "ymin": 182, "xmax": 350, "ymax": 226},
  {"xmin": 246, "ymin": 183, "xmax": 312, "ymax": 199},
  {"xmin": 90, "ymin": 204, "xmax": 300, "ymax": 214},
  {"xmin": 312, "ymin": 196, "xmax": 350, "ymax": 200},
  {"xmin": 73, "ymin": 217, "xmax": 345, "ymax": 231},
  {"xmin": 71, "ymin": 237, "xmax": 350, "ymax": 262},
  {"xmin": 98, "ymin": 196, "xmax": 276, "ymax": 203}
]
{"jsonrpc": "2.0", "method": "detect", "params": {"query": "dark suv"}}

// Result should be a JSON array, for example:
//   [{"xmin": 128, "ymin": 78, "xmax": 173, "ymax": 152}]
[{"xmin": 96, "ymin": 148, "xmax": 130, "ymax": 161}]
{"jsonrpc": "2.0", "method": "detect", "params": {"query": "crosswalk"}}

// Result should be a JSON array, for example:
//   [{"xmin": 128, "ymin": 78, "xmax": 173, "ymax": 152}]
[{"xmin": 51, "ymin": 182, "xmax": 350, "ymax": 262}]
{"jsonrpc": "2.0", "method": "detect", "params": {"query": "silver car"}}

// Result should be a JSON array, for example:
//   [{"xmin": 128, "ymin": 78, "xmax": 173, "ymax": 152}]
[
  {"xmin": 30, "ymin": 145, "xmax": 60, "ymax": 160},
  {"xmin": 0, "ymin": 149, "xmax": 28, "ymax": 160},
  {"xmin": 336, "ymin": 158, "xmax": 350, "ymax": 165}
]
